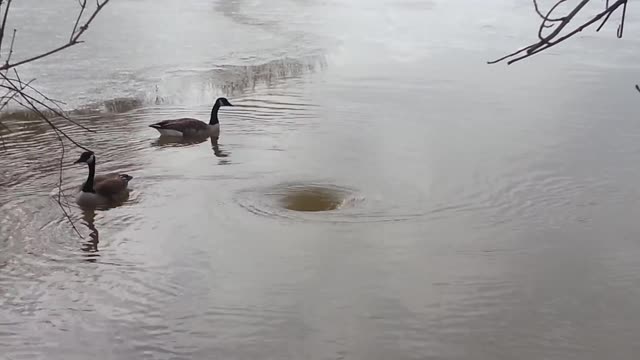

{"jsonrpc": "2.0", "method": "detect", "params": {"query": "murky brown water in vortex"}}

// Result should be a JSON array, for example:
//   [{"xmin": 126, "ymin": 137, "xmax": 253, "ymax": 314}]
[{"xmin": 2, "ymin": 0, "xmax": 640, "ymax": 359}]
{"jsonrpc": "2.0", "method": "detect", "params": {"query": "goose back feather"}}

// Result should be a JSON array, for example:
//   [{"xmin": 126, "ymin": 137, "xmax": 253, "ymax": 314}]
[
  {"xmin": 149, "ymin": 97, "xmax": 232, "ymax": 137},
  {"xmin": 74, "ymin": 151, "xmax": 132, "ymax": 207}
]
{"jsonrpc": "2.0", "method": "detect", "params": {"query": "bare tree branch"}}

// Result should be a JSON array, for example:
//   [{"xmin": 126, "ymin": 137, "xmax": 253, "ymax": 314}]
[
  {"xmin": 489, "ymin": 0, "xmax": 628, "ymax": 65},
  {"xmin": 0, "ymin": 0, "xmax": 12, "ymax": 55},
  {"xmin": 4, "ymin": 28, "xmax": 15, "ymax": 65},
  {"xmin": 0, "ymin": 0, "xmax": 110, "ymax": 237},
  {"xmin": 0, "ymin": 76, "xmax": 32, "ymax": 113},
  {"xmin": 533, "ymin": 0, "xmax": 566, "ymax": 22},
  {"xmin": 616, "ymin": 0, "xmax": 626, "ymax": 37},
  {"xmin": 71, "ymin": 0, "xmax": 87, "ymax": 42},
  {"xmin": 0, "ymin": 73, "xmax": 90, "ymax": 150},
  {"xmin": 13, "ymin": 95, "xmax": 82, "ymax": 237},
  {"xmin": 0, "ymin": 0, "xmax": 109, "ymax": 71},
  {"xmin": 2, "ymin": 75, "xmax": 96, "ymax": 133},
  {"xmin": 536, "ymin": 0, "xmax": 569, "ymax": 42}
]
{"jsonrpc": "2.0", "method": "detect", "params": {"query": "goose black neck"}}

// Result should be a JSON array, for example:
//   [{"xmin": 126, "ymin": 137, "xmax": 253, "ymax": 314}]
[
  {"xmin": 82, "ymin": 161, "xmax": 96, "ymax": 193},
  {"xmin": 209, "ymin": 102, "xmax": 221, "ymax": 125}
]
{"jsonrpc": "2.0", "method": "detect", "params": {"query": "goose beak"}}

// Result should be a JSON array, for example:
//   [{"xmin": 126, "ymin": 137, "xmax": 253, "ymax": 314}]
[{"xmin": 73, "ymin": 159, "xmax": 83, "ymax": 164}]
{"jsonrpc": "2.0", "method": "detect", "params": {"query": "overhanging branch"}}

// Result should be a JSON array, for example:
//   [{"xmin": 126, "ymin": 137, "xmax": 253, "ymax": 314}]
[{"xmin": 489, "ymin": 0, "xmax": 628, "ymax": 65}]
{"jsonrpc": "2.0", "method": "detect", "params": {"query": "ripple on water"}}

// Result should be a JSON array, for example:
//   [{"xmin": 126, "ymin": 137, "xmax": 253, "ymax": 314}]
[
  {"xmin": 275, "ymin": 183, "xmax": 351, "ymax": 212},
  {"xmin": 234, "ymin": 181, "xmax": 438, "ymax": 224}
]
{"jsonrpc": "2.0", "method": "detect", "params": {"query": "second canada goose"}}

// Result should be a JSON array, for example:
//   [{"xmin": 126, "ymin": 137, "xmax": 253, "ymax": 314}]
[
  {"xmin": 149, "ymin": 97, "xmax": 233, "ymax": 137},
  {"xmin": 74, "ymin": 151, "xmax": 133, "ymax": 207}
]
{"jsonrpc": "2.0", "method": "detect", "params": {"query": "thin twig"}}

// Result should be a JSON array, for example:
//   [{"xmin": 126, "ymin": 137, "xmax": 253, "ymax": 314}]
[
  {"xmin": 596, "ymin": 0, "xmax": 621, "ymax": 33},
  {"xmin": 487, "ymin": 45, "xmax": 536, "ymax": 65},
  {"xmin": 1, "ymin": 68, "xmax": 93, "ymax": 132},
  {"xmin": 0, "ymin": 0, "xmax": 110, "ymax": 237},
  {"xmin": 533, "ymin": 0, "xmax": 565, "ymax": 22},
  {"xmin": 9, "ymin": 94, "xmax": 83, "ymax": 237},
  {"xmin": 2, "ymin": 42, "xmax": 80, "ymax": 71},
  {"xmin": 489, "ymin": 0, "xmax": 627, "ymax": 65},
  {"xmin": 0, "ymin": 82, "xmax": 94, "ymax": 133},
  {"xmin": 71, "ymin": 0, "xmax": 109, "ymax": 43},
  {"xmin": 617, "ymin": 0, "xmax": 627, "ymax": 38},
  {"xmin": 54, "ymin": 136, "xmax": 80, "ymax": 234},
  {"xmin": 0, "ymin": 0, "xmax": 109, "ymax": 71},
  {"xmin": 530, "ymin": 0, "xmax": 588, "ymax": 53},
  {"xmin": 538, "ymin": 0, "xmax": 569, "ymax": 41},
  {"xmin": 0, "ymin": 74, "xmax": 90, "ymax": 150},
  {"xmin": 11, "ymin": 69, "xmax": 65, "ymax": 105},
  {"xmin": 0, "ymin": 77, "xmax": 33, "ymax": 112},
  {"xmin": 4, "ymin": 28, "xmax": 15, "ymax": 66},
  {"xmin": 4, "ymin": 72, "xmax": 95, "ymax": 132},
  {"xmin": 71, "ymin": 0, "xmax": 87, "ymax": 42},
  {"xmin": 0, "ymin": 0, "xmax": 12, "ymax": 55},
  {"xmin": 509, "ymin": 0, "xmax": 626, "ymax": 64}
]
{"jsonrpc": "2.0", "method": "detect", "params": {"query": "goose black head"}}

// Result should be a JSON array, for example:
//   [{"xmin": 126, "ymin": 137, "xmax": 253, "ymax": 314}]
[
  {"xmin": 216, "ymin": 97, "xmax": 233, "ymax": 107},
  {"xmin": 74, "ymin": 150, "xmax": 95, "ymax": 165}
]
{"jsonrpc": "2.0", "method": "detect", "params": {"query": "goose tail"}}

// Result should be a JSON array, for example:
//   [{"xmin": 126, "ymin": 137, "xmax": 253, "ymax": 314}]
[{"xmin": 120, "ymin": 174, "xmax": 133, "ymax": 183}]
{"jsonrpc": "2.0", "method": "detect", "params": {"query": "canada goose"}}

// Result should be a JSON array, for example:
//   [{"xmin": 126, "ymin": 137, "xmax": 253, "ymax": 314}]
[
  {"xmin": 149, "ymin": 97, "xmax": 233, "ymax": 137},
  {"xmin": 74, "ymin": 151, "xmax": 133, "ymax": 207}
]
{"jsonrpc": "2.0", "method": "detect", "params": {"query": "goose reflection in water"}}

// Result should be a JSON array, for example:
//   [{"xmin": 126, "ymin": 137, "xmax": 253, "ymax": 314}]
[
  {"xmin": 150, "ymin": 134, "xmax": 231, "ymax": 162},
  {"xmin": 210, "ymin": 136, "xmax": 230, "ymax": 161},
  {"xmin": 151, "ymin": 135, "xmax": 209, "ymax": 148},
  {"xmin": 80, "ymin": 209, "xmax": 100, "ymax": 262}
]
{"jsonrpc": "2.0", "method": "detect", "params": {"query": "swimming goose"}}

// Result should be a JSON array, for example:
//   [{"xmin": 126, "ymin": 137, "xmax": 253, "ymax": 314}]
[
  {"xmin": 74, "ymin": 151, "xmax": 133, "ymax": 207},
  {"xmin": 149, "ymin": 97, "xmax": 233, "ymax": 137}
]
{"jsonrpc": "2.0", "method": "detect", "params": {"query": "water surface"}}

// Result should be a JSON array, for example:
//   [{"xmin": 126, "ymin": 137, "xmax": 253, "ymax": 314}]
[{"xmin": 2, "ymin": 0, "xmax": 640, "ymax": 359}]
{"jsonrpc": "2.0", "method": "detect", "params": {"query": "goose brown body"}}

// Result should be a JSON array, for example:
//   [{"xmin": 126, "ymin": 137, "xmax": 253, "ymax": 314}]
[
  {"xmin": 74, "ymin": 151, "xmax": 132, "ymax": 207},
  {"xmin": 87, "ymin": 173, "xmax": 132, "ymax": 197},
  {"xmin": 149, "ymin": 97, "xmax": 233, "ymax": 137}
]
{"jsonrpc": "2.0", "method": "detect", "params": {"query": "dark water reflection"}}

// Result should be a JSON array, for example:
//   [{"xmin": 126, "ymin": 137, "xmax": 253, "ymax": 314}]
[
  {"xmin": 80, "ymin": 209, "xmax": 100, "ymax": 260},
  {"xmin": 2, "ymin": 0, "xmax": 640, "ymax": 359},
  {"xmin": 151, "ymin": 136, "xmax": 230, "ymax": 159},
  {"xmin": 151, "ymin": 136, "xmax": 211, "ymax": 148}
]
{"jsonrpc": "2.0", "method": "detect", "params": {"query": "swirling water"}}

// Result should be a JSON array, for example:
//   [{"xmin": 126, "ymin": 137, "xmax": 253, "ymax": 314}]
[{"xmin": 2, "ymin": 0, "xmax": 640, "ymax": 359}]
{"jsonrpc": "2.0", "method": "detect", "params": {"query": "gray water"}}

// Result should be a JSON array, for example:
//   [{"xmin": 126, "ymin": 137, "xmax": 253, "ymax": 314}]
[{"xmin": 2, "ymin": 0, "xmax": 640, "ymax": 359}]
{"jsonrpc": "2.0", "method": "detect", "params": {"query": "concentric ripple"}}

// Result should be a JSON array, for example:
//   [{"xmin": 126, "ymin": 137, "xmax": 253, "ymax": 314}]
[
  {"xmin": 276, "ymin": 184, "xmax": 350, "ymax": 212},
  {"xmin": 234, "ymin": 181, "xmax": 435, "ymax": 223},
  {"xmin": 235, "ymin": 182, "xmax": 359, "ymax": 221}
]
